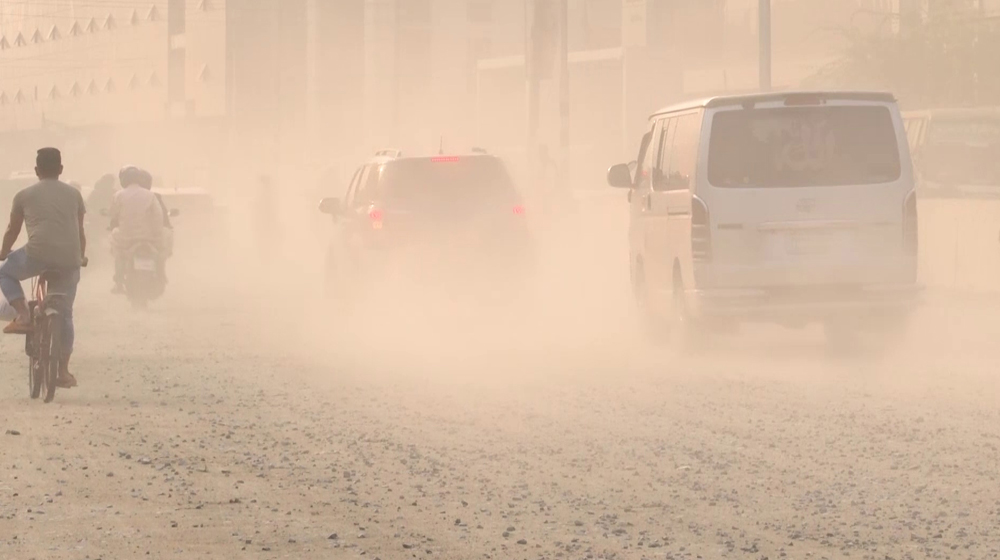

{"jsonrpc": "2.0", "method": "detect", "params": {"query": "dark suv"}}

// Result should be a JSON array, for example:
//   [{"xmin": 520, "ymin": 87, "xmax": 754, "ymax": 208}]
[{"xmin": 319, "ymin": 150, "xmax": 535, "ymax": 302}]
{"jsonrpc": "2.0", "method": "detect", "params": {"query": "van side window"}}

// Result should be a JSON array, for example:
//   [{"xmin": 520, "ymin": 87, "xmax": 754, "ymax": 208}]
[
  {"xmin": 636, "ymin": 121, "xmax": 662, "ymax": 190},
  {"xmin": 670, "ymin": 113, "xmax": 701, "ymax": 190},
  {"xmin": 659, "ymin": 112, "xmax": 700, "ymax": 190},
  {"xmin": 655, "ymin": 117, "xmax": 677, "ymax": 188}
]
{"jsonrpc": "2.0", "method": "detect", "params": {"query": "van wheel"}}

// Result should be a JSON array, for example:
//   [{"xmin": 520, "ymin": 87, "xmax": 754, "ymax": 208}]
[
  {"xmin": 670, "ymin": 269, "xmax": 705, "ymax": 354},
  {"xmin": 633, "ymin": 262, "xmax": 670, "ymax": 345}
]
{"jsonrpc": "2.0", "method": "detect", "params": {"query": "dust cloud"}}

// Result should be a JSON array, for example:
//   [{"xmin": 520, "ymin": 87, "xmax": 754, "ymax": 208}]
[{"xmin": 3, "ymin": 2, "xmax": 1000, "ymax": 559}]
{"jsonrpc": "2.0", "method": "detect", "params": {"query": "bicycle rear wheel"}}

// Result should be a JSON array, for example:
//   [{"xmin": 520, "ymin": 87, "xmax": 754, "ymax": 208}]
[
  {"xmin": 36, "ymin": 324, "xmax": 51, "ymax": 402},
  {"xmin": 26, "ymin": 303, "xmax": 42, "ymax": 399},
  {"xmin": 29, "ymin": 342, "xmax": 42, "ymax": 400},
  {"xmin": 44, "ymin": 315, "xmax": 62, "ymax": 404},
  {"xmin": 29, "ymin": 359, "xmax": 41, "ymax": 399}
]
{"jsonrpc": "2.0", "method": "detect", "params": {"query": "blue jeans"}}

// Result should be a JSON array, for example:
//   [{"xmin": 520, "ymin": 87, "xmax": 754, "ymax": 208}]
[{"xmin": 0, "ymin": 248, "xmax": 79, "ymax": 358}]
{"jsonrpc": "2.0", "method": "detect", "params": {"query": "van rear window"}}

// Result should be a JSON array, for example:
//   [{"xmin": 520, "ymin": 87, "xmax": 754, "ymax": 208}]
[{"xmin": 707, "ymin": 106, "xmax": 901, "ymax": 188}]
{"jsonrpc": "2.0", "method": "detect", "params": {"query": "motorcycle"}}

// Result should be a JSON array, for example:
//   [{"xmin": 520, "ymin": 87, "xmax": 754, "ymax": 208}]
[
  {"xmin": 122, "ymin": 241, "xmax": 166, "ymax": 308},
  {"xmin": 101, "ymin": 206, "xmax": 179, "ymax": 308}
]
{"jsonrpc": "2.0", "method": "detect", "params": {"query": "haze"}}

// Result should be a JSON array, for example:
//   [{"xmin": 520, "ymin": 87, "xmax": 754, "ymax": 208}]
[{"xmin": 1, "ymin": 1, "xmax": 999, "ymax": 559}]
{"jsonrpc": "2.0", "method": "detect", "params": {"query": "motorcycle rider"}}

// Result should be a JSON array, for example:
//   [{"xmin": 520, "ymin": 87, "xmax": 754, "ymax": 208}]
[
  {"xmin": 139, "ymin": 168, "xmax": 173, "ymax": 275},
  {"xmin": 87, "ymin": 173, "xmax": 118, "ymax": 214},
  {"xmin": 109, "ymin": 166, "xmax": 166, "ymax": 294}
]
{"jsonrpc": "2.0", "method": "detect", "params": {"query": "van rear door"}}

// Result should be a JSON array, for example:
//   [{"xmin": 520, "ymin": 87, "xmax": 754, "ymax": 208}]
[{"xmin": 698, "ymin": 96, "xmax": 916, "ymax": 288}]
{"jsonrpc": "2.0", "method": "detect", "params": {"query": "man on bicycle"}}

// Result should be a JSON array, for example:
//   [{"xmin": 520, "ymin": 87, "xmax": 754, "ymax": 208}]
[
  {"xmin": 0, "ymin": 148, "xmax": 87, "ymax": 389},
  {"xmin": 109, "ymin": 166, "xmax": 168, "ymax": 293}
]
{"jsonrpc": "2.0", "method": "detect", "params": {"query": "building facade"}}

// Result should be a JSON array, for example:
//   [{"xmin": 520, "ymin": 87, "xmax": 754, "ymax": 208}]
[
  {"xmin": 0, "ymin": 0, "xmax": 367, "ymax": 180},
  {"xmin": 0, "ymin": 0, "xmax": 226, "ymax": 178},
  {"xmin": 0, "ymin": 1, "xmax": 169, "ymax": 132},
  {"xmin": 6, "ymin": 0, "xmax": 974, "ymax": 181}
]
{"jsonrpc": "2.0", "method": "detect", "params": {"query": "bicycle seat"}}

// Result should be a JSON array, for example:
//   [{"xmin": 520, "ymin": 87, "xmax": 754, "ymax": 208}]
[{"xmin": 39, "ymin": 270, "xmax": 63, "ymax": 283}]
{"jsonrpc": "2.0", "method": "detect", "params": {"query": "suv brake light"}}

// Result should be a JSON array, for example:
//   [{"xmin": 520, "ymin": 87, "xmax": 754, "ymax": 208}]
[
  {"xmin": 369, "ymin": 208, "xmax": 383, "ymax": 229},
  {"xmin": 512, "ymin": 204, "xmax": 526, "ymax": 215},
  {"xmin": 431, "ymin": 156, "xmax": 459, "ymax": 163}
]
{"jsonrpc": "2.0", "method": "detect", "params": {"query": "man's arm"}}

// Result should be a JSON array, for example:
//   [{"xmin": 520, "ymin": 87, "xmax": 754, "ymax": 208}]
[{"xmin": 0, "ymin": 204, "xmax": 24, "ymax": 261}]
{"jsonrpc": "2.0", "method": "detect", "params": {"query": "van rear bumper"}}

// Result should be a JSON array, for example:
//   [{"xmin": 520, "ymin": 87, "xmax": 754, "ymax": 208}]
[{"xmin": 689, "ymin": 284, "xmax": 922, "ymax": 322}]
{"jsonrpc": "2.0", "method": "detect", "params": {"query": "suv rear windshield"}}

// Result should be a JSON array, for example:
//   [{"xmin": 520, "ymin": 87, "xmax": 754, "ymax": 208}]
[
  {"xmin": 380, "ymin": 156, "xmax": 519, "ymax": 209},
  {"xmin": 708, "ymin": 105, "xmax": 902, "ymax": 188}
]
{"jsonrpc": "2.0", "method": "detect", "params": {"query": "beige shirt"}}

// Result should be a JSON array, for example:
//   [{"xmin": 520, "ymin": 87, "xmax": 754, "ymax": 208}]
[{"xmin": 110, "ymin": 185, "xmax": 164, "ymax": 242}]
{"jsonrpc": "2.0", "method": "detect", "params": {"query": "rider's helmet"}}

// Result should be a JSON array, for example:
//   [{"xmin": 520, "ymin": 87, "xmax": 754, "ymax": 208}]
[
  {"xmin": 137, "ymin": 169, "xmax": 153, "ymax": 190},
  {"xmin": 119, "ymin": 165, "xmax": 143, "ymax": 188}
]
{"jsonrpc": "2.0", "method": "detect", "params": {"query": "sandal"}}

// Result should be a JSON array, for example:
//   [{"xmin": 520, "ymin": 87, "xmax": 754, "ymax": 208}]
[{"xmin": 56, "ymin": 373, "xmax": 77, "ymax": 389}]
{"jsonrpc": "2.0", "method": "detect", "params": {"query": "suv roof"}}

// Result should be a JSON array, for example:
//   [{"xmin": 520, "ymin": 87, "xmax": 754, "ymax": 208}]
[{"xmin": 363, "ymin": 148, "xmax": 494, "ymax": 166}]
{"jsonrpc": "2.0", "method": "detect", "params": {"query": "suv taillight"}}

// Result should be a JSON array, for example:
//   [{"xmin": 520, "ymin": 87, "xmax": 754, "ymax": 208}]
[
  {"xmin": 370, "ymin": 208, "xmax": 383, "ymax": 229},
  {"xmin": 691, "ymin": 195, "xmax": 711, "ymax": 262}
]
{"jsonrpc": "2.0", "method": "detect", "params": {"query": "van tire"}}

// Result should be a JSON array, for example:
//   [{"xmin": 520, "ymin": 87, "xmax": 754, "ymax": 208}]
[
  {"xmin": 633, "ymin": 260, "xmax": 670, "ymax": 345},
  {"xmin": 670, "ymin": 265, "xmax": 705, "ymax": 354}
]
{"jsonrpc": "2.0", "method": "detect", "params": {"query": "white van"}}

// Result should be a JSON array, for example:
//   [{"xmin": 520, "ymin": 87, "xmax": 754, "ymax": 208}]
[{"xmin": 607, "ymin": 91, "xmax": 920, "ymax": 347}]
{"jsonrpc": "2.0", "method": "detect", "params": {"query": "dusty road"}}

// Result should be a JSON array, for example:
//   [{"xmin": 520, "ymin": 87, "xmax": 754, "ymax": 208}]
[{"xmin": 2, "ymin": 224, "xmax": 1000, "ymax": 560}]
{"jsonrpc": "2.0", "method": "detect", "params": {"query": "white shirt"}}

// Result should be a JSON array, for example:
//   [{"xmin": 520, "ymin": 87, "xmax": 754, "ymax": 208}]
[{"xmin": 110, "ymin": 185, "xmax": 164, "ymax": 242}]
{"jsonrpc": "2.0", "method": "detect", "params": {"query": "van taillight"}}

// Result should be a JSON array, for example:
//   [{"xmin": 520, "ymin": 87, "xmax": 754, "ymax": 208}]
[
  {"xmin": 691, "ymin": 195, "xmax": 711, "ymax": 262},
  {"xmin": 903, "ymin": 190, "xmax": 917, "ymax": 256}
]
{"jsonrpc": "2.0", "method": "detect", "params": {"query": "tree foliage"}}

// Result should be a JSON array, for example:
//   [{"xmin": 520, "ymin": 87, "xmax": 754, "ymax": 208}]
[{"xmin": 806, "ymin": 11, "xmax": 1000, "ymax": 110}]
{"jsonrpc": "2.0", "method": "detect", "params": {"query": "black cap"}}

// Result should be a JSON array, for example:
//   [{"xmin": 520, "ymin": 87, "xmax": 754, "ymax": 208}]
[{"xmin": 36, "ymin": 147, "xmax": 62, "ymax": 172}]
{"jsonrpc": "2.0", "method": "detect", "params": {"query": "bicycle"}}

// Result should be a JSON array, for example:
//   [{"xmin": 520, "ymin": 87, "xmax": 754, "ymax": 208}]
[{"xmin": 25, "ymin": 271, "xmax": 69, "ymax": 403}]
